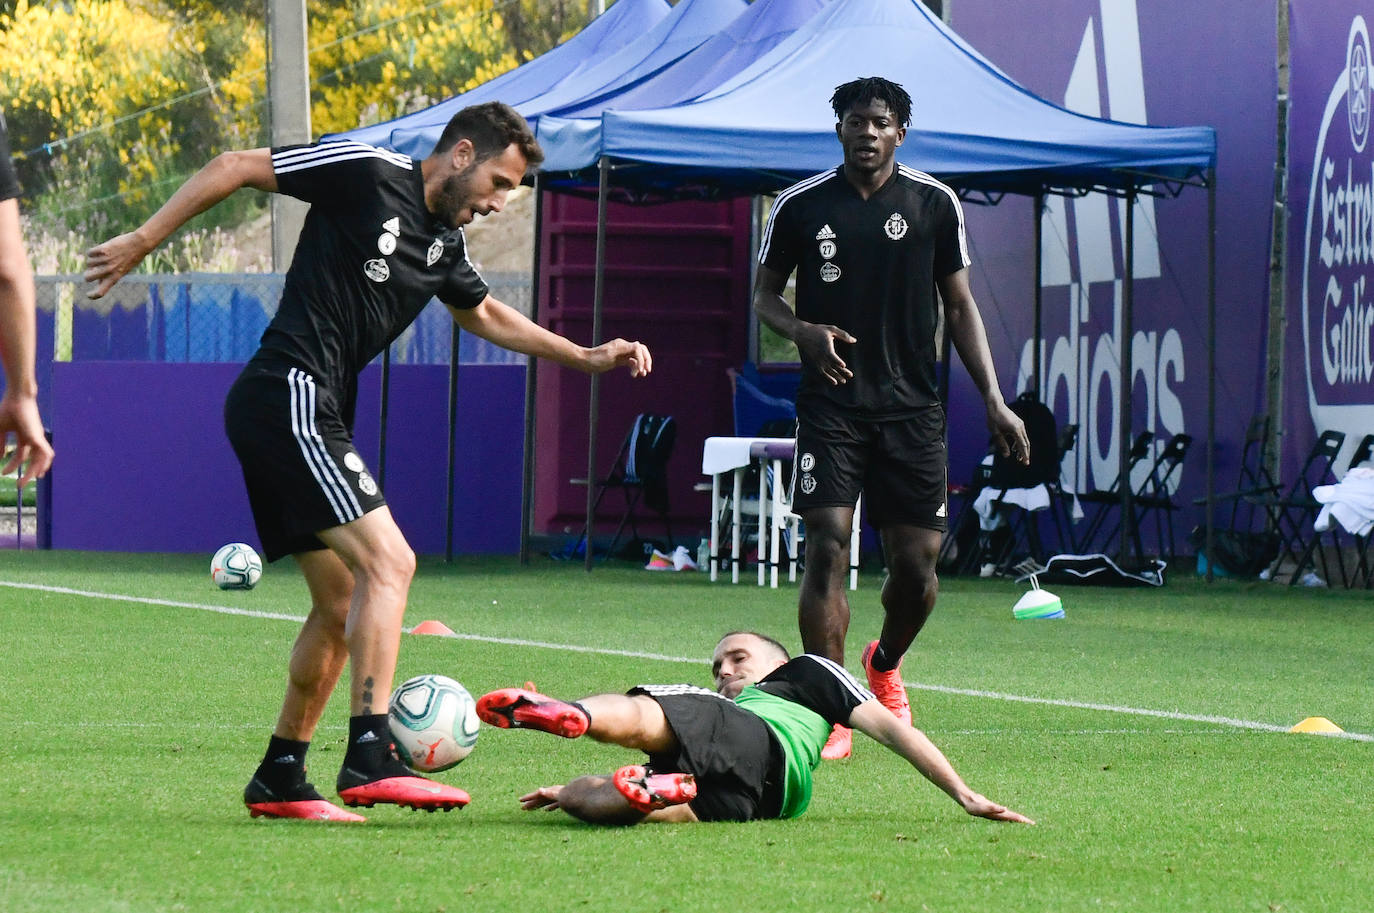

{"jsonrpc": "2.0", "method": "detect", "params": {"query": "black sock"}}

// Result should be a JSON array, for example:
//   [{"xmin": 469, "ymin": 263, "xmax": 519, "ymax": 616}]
[
  {"xmin": 246, "ymin": 735, "xmax": 320, "ymax": 803},
  {"xmin": 869, "ymin": 642, "xmax": 900, "ymax": 673},
  {"xmin": 571, "ymin": 701, "xmax": 593, "ymax": 727},
  {"xmin": 342, "ymin": 713, "xmax": 412, "ymax": 777},
  {"xmin": 255, "ymin": 735, "xmax": 310, "ymax": 785},
  {"xmin": 335, "ymin": 714, "xmax": 415, "ymax": 789},
  {"xmin": 344, "ymin": 713, "xmax": 389, "ymax": 763}
]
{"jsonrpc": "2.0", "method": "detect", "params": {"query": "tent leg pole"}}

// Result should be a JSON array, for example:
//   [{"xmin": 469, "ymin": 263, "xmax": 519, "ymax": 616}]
[
  {"xmin": 446, "ymin": 326, "xmax": 460, "ymax": 562},
  {"xmin": 1033, "ymin": 190, "xmax": 1044, "ymax": 401},
  {"xmin": 1118, "ymin": 188, "xmax": 1137, "ymax": 565},
  {"xmin": 584, "ymin": 157, "xmax": 610, "ymax": 571},
  {"xmin": 520, "ymin": 175, "xmax": 545, "ymax": 566},
  {"xmin": 1205, "ymin": 169, "xmax": 1217, "ymax": 583}
]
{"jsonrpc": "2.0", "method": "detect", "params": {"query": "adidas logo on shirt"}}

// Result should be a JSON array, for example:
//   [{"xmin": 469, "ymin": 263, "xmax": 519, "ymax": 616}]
[{"xmin": 815, "ymin": 224, "xmax": 836, "ymax": 240}]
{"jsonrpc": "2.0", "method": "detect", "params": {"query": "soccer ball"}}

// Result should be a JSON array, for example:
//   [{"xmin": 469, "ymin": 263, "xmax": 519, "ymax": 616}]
[
  {"xmin": 388, "ymin": 674, "xmax": 480, "ymax": 772},
  {"xmin": 211, "ymin": 542, "xmax": 262, "ymax": 590}
]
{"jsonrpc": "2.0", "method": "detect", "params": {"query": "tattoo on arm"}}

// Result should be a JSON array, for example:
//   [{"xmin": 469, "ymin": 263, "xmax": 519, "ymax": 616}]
[{"xmin": 362, "ymin": 676, "xmax": 374, "ymax": 714}]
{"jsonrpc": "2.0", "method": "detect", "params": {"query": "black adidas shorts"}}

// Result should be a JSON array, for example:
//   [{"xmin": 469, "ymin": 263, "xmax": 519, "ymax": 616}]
[
  {"xmin": 223, "ymin": 364, "xmax": 386, "ymax": 562},
  {"xmin": 792, "ymin": 404, "xmax": 948, "ymax": 530},
  {"xmin": 629, "ymin": 685, "xmax": 785, "ymax": 822}
]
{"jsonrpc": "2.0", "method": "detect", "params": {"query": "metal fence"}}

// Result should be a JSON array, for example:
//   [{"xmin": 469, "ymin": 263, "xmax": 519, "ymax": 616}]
[{"xmin": 33, "ymin": 272, "xmax": 533, "ymax": 365}]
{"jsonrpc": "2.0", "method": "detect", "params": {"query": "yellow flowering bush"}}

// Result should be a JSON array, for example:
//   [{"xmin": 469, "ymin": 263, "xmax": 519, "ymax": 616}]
[{"xmin": 1, "ymin": 0, "xmax": 578, "ymax": 266}]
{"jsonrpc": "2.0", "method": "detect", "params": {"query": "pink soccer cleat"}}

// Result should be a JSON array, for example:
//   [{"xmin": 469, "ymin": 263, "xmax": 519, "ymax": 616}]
[
  {"xmin": 612, "ymin": 765, "xmax": 697, "ymax": 813},
  {"xmin": 821, "ymin": 723, "xmax": 852, "ymax": 760},
  {"xmin": 475, "ymin": 687, "xmax": 589, "ymax": 738},
  {"xmin": 246, "ymin": 798, "xmax": 367, "ymax": 822},
  {"xmin": 861, "ymin": 640, "xmax": 912, "ymax": 726},
  {"xmin": 244, "ymin": 776, "xmax": 366, "ymax": 822},
  {"xmin": 336, "ymin": 775, "xmax": 470, "ymax": 812}
]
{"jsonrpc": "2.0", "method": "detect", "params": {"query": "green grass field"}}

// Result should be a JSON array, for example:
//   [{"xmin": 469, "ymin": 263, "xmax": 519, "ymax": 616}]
[{"xmin": 0, "ymin": 550, "xmax": 1369, "ymax": 913}]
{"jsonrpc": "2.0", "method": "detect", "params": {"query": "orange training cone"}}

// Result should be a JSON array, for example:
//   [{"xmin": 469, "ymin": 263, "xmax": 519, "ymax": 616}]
[
  {"xmin": 1289, "ymin": 717, "xmax": 1344, "ymax": 734},
  {"xmin": 410, "ymin": 620, "xmax": 456, "ymax": 636}
]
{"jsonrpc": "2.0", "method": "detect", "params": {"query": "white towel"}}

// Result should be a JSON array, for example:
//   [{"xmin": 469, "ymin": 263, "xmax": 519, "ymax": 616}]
[{"xmin": 1313, "ymin": 467, "xmax": 1374, "ymax": 537}]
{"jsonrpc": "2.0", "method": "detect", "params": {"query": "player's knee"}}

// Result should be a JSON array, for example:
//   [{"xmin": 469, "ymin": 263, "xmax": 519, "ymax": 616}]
[
  {"xmin": 312, "ymin": 576, "xmax": 354, "ymax": 619},
  {"xmin": 310, "ymin": 602, "xmax": 349, "ymax": 640},
  {"xmin": 355, "ymin": 541, "xmax": 416, "ymax": 593},
  {"xmin": 886, "ymin": 547, "xmax": 937, "ymax": 587},
  {"xmin": 803, "ymin": 532, "xmax": 849, "ymax": 574}
]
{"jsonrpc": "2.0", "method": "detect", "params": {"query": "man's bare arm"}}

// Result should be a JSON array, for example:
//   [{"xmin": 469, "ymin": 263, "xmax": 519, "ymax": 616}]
[
  {"xmin": 450, "ymin": 295, "xmax": 651, "ymax": 377},
  {"xmin": 849, "ymin": 700, "xmax": 1033, "ymax": 823},
  {"xmin": 938, "ymin": 267, "xmax": 1029, "ymax": 463},
  {"xmin": 85, "ymin": 149, "xmax": 277, "ymax": 299}
]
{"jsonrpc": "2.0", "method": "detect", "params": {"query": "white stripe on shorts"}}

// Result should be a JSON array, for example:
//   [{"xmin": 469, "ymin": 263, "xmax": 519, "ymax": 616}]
[
  {"xmin": 287, "ymin": 368, "xmax": 362, "ymax": 524},
  {"xmin": 636, "ymin": 683, "xmax": 732, "ymax": 701}
]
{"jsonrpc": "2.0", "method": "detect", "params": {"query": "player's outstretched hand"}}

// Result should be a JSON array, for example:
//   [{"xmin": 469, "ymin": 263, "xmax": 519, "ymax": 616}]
[
  {"xmin": 84, "ymin": 231, "xmax": 153, "ymax": 299},
  {"xmin": 962, "ymin": 792, "xmax": 1034, "ymax": 824},
  {"xmin": 519, "ymin": 785, "xmax": 565, "ymax": 811},
  {"xmin": 589, "ymin": 338, "xmax": 652, "ymax": 378},
  {"xmin": 794, "ymin": 322, "xmax": 856, "ymax": 386}
]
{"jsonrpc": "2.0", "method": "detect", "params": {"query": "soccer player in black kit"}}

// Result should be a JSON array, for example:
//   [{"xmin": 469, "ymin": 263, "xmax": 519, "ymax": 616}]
[
  {"xmin": 85, "ymin": 103, "xmax": 652, "ymax": 821},
  {"xmin": 753, "ymin": 78, "xmax": 1028, "ymax": 759}
]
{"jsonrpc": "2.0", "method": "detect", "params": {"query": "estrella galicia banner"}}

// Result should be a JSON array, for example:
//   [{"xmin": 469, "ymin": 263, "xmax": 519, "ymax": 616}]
[
  {"xmin": 948, "ymin": 0, "xmax": 1276, "ymax": 542},
  {"xmin": 1288, "ymin": 1, "xmax": 1374, "ymax": 474}
]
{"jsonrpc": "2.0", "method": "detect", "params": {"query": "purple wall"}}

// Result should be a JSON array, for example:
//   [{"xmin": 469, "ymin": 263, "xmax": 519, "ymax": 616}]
[
  {"xmin": 49, "ymin": 362, "xmax": 524, "ymax": 556},
  {"xmin": 1285, "ymin": 1, "xmax": 1374, "ymax": 476},
  {"xmin": 951, "ymin": 1, "xmax": 1277, "ymax": 549}
]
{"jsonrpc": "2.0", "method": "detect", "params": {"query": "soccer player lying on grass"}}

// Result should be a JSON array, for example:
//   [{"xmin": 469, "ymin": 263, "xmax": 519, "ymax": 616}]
[{"xmin": 476, "ymin": 631, "xmax": 1032, "ymax": 825}]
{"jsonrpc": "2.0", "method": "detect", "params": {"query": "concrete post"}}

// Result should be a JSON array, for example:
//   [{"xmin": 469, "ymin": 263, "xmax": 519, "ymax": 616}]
[{"xmin": 268, "ymin": 0, "xmax": 311, "ymax": 269}]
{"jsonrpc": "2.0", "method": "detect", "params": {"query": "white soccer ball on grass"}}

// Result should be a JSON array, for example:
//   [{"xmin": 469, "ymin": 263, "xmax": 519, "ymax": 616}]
[
  {"xmin": 388, "ymin": 674, "xmax": 480, "ymax": 772},
  {"xmin": 211, "ymin": 542, "xmax": 262, "ymax": 590}
]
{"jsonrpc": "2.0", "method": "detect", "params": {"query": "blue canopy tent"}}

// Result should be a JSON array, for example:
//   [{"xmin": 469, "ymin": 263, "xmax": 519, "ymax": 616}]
[
  {"xmin": 579, "ymin": 0, "xmax": 1215, "ymax": 196},
  {"xmin": 337, "ymin": 0, "xmax": 671, "ymax": 157},
  {"xmin": 515, "ymin": 0, "xmax": 747, "ymax": 124},
  {"xmin": 537, "ymin": 0, "xmax": 1220, "ymax": 570},
  {"xmin": 537, "ymin": 0, "xmax": 830, "ymax": 173}
]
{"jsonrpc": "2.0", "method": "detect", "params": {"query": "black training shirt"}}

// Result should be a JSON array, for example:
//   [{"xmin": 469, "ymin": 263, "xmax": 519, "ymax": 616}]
[
  {"xmin": 0, "ymin": 111, "xmax": 21, "ymax": 202},
  {"xmin": 752, "ymin": 654, "xmax": 873, "ymax": 722},
  {"xmin": 256, "ymin": 140, "xmax": 489, "ymax": 407},
  {"xmin": 760, "ymin": 164, "xmax": 969, "ymax": 418}
]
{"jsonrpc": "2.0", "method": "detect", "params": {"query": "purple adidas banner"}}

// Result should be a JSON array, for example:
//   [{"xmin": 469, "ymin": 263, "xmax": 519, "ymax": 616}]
[
  {"xmin": 1286, "ymin": 1, "xmax": 1374, "ymax": 474},
  {"xmin": 949, "ymin": 0, "xmax": 1276, "ymax": 541}
]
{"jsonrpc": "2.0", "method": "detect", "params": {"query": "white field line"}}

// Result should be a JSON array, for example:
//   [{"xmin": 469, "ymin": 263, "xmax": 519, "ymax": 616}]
[{"xmin": 4, "ymin": 579, "xmax": 1371, "ymax": 742}]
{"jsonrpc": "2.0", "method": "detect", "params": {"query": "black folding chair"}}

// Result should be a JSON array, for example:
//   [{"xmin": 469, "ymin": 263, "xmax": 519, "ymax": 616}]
[
  {"xmin": 1295, "ymin": 433, "xmax": 1373, "ymax": 587},
  {"xmin": 1195, "ymin": 415, "xmax": 1279, "ymax": 531},
  {"xmin": 1050, "ymin": 422, "xmax": 1079, "ymax": 552},
  {"xmin": 1076, "ymin": 430, "xmax": 1155, "ymax": 553},
  {"xmin": 1091, "ymin": 433, "xmax": 1193, "ymax": 560},
  {"xmin": 570, "ymin": 413, "xmax": 677, "ymax": 560},
  {"xmin": 1245, "ymin": 429, "xmax": 1346, "ymax": 584}
]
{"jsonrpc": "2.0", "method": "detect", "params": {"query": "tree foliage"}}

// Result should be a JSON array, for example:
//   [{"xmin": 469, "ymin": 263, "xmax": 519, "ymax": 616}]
[{"xmin": 0, "ymin": 0, "xmax": 600, "ymax": 268}]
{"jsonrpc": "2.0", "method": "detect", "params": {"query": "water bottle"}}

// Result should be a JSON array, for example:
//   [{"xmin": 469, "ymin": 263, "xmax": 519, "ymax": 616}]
[{"xmin": 697, "ymin": 537, "xmax": 710, "ymax": 571}]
